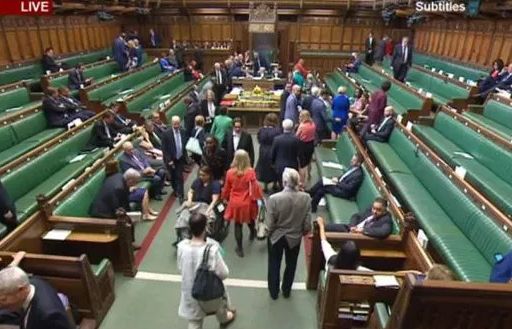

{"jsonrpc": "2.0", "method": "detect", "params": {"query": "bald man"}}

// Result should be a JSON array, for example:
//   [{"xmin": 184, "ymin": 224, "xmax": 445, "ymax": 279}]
[{"xmin": 161, "ymin": 116, "xmax": 188, "ymax": 203}]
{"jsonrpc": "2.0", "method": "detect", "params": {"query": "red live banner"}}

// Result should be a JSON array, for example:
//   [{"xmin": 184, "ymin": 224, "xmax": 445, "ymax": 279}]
[{"xmin": 0, "ymin": 0, "xmax": 54, "ymax": 16}]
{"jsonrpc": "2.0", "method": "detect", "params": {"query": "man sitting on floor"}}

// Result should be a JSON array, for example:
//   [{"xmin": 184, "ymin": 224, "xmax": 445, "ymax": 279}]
[
  {"xmin": 308, "ymin": 153, "xmax": 364, "ymax": 213},
  {"xmin": 119, "ymin": 141, "xmax": 166, "ymax": 201},
  {"xmin": 324, "ymin": 197, "xmax": 393, "ymax": 239},
  {"xmin": 363, "ymin": 106, "xmax": 395, "ymax": 143}
]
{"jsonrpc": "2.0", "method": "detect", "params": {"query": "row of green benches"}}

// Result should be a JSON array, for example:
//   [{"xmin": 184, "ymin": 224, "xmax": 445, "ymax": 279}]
[
  {"xmin": 464, "ymin": 95, "xmax": 512, "ymax": 139},
  {"xmin": 0, "ymin": 48, "xmax": 112, "ymax": 89},
  {"xmin": 381, "ymin": 57, "xmax": 473, "ymax": 107},
  {"xmin": 366, "ymin": 125, "xmax": 512, "ymax": 282},
  {"xmin": 414, "ymin": 52, "xmax": 487, "ymax": 84},
  {"xmin": 314, "ymin": 133, "xmax": 400, "ymax": 235}
]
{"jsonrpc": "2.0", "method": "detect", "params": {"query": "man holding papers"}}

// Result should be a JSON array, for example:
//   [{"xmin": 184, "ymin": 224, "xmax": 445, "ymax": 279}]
[{"xmin": 308, "ymin": 153, "xmax": 364, "ymax": 213}]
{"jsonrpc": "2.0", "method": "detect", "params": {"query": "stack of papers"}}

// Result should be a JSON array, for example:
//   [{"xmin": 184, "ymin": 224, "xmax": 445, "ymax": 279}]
[
  {"xmin": 373, "ymin": 275, "xmax": 400, "ymax": 288},
  {"xmin": 43, "ymin": 229, "xmax": 72, "ymax": 241},
  {"xmin": 69, "ymin": 154, "xmax": 87, "ymax": 163},
  {"xmin": 119, "ymin": 89, "xmax": 134, "ymax": 95},
  {"xmin": 322, "ymin": 177, "xmax": 336, "ymax": 186},
  {"xmin": 322, "ymin": 161, "xmax": 344, "ymax": 170},
  {"xmin": 159, "ymin": 94, "xmax": 171, "ymax": 99},
  {"xmin": 453, "ymin": 152, "xmax": 474, "ymax": 159},
  {"xmin": 230, "ymin": 87, "xmax": 242, "ymax": 95}
]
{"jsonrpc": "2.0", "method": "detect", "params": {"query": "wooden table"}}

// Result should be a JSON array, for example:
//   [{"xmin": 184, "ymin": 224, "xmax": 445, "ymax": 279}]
[
  {"xmin": 227, "ymin": 106, "xmax": 280, "ymax": 127},
  {"xmin": 232, "ymin": 78, "xmax": 285, "ymax": 91}
]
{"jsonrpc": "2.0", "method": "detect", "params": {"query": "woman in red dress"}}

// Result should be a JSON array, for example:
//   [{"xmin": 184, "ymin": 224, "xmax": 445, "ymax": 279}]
[{"xmin": 222, "ymin": 149, "xmax": 263, "ymax": 257}]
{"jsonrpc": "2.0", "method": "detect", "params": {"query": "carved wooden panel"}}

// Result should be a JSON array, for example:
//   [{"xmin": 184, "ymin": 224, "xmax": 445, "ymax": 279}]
[
  {"xmin": 58, "ymin": 28, "xmax": 69, "ymax": 54},
  {"xmin": 4, "ymin": 31, "xmax": 21, "ymax": 61}
]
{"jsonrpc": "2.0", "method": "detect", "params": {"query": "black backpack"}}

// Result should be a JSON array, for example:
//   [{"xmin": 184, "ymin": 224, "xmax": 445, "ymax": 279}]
[{"xmin": 191, "ymin": 244, "xmax": 225, "ymax": 301}]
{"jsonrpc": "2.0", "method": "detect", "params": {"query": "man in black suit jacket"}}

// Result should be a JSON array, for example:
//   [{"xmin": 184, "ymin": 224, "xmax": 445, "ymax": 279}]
[
  {"xmin": 57, "ymin": 87, "xmax": 95, "ymax": 121},
  {"xmin": 41, "ymin": 47, "xmax": 62, "ymax": 73},
  {"xmin": 365, "ymin": 32, "xmax": 376, "ymax": 66},
  {"xmin": 279, "ymin": 83, "xmax": 292, "ymax": 121},
  {"xmin": 212, "ymin": 62, "xmax": 228, "ymax": 104},
  {"xmin": 67, "ymin": 63, "xmax": 92, "ymax": 90},
  {"xmin": 183, "ymin": 97, "xmax": 200, "ymax": 138},
  {"xmin": 363, "ymin": 106, "xmax": 395, "ymax": 143},
  {"xmin": 308, "ymin": 153, "xmax": 364, "ymax": 212},
  {"xmin": 271, "ymin": 119, "xmax": 300, "ymax": 187},
  {"xmin": 0, "ymin": 181, "xmax": 17, "ymax": 233},
  {"xmin": 0, "ymin": 267, "xmax": 73, "ymax": 329},
  {"xmin": 161, "ymin": 116, "xmax": 188, "ymax": 203},
  {"xmin": 325, "ymin": 197, "xmax": 393, "ymax": 239},
  {"xmin": 188, "ymin": 84, "xmax": 201, "ymax": 105},
  {"xmin": 151, "ymin": 111, "xmax": 167, "ymax": 139},
  {"xmin": 223, "ymin": 118, "xmax": 255, "ymax": 166},
  {"xmin": 392, "ymin": 36, "xmax": 413, "ymax": 82},
  {"xmin": 87, "ymin": 111, "xmax": 132, "ymax": 149},
  {"xmin": 42, "ymin": 87, "xmax": 88, "ymax": 128},
  {"xmin": 310, "ymin": 87, "xmax": 331, "ymax": 141},
  {"xmin": 479, "ymin": 63, "xmax": 512, "ymax": 98}
]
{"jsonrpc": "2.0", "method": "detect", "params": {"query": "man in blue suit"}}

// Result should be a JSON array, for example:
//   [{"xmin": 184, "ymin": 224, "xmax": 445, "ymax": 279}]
[
  {"xmin": 391, "ymin": 36, "xmax": 413, "ymax": 82},
  {"xmin": 0, "ymin": 266, "xmax": 73, "ymax": 329},
  {"xmin": 479, "ymin": 63, "xmax": 512, "ymax": 98},
  {"xmin": 161, "ymin": 116, "xmax": 188, "ymax": 203},
  {"xmin": 308, "ymin": 153, "xmax": 364, "ymax": 212},
  {"xmin": 310, "ymin": 86, "xmax": 331, "ymax": 141},
  {"xmin": 112, "ymin": 33, "xmax": 127, "ymax": 71},
  {"xmin": 119, "ymin": 141, "xmax": 166, "ymax": 200}
]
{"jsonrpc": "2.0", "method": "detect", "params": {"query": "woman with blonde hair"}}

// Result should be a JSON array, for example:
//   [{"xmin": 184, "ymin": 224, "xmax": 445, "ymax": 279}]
[
  {"xmin": 222, "ymin": 149, "xmax": 263, "ymax": 257},
  {"xmin": 296, "ymin": 110, "xmax": 316, "ymax": 184}
]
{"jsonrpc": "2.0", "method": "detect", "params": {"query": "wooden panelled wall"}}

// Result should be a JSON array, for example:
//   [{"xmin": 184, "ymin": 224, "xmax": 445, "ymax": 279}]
[
  {"xmin": 130, "ymin": 15, "xmax": 408, "ymax": 66},
  {"xmin": 415, "ymin": 19, "xmax": 512, "ymax": 68},
  {"xmin": 0, "ymin": 16, "xmax": 121, "ymax": 65}
]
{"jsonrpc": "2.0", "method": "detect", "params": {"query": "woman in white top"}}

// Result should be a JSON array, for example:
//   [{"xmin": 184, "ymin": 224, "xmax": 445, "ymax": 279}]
[
  {"xmin": 200, "ymin": 89, "xmax": 217, "ymax": 130},
  {"xmin": 177, "ymin": 213, "xmax": 236, "ymax": 329}
]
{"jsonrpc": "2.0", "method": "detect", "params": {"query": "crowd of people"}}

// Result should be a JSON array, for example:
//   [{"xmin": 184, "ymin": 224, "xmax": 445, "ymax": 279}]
[{"xmin": 113, "ymin": 32, "xmax": 145, "ymax": 72}]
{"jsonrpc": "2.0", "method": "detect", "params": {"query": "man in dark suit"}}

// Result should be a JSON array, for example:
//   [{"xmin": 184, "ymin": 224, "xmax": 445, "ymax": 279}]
[
  {"xmin": 392, "ymin": 36, "xmax": 413, "ymax": 82},
  {"xmin": 212, "ymin": 62, "xmax": 228, "ymax": 104},
  {"xmin": 271, "ymin": 119, "xmax": 300, "ymax": 188},
  {"xmin": 57, "ymin": 87, "xmax": 95, "ymax": 121},
  {"xmin": 188, "ymin": 84, "xmax": 201, "ymax": 105},
  {"xmin": 161, "ymin": 116, "xmax": 188, "ymax": 203},
  {"xmin": 308, "ymin": 153, "xmax": 364, "ymax": 212},
  {"xmin": 149, "ymin": 28, "xmax": 160, "ymax": 48},
  {"xmin": 479, "ymin": 63, "xmax": 512, "ymax": 98},
  {"xmin": 363, "ymin": 106, "xmax": 395, "ymax": 143},
  {"xmin": 325, "ymin": 197, "xmax": 393, "ymax": 239},
  {"xmin": 119, "ymin": 141, "xmax": 166, "ymax": 200},
  {"xmin": 112, "ymin": 33, "xmax": 127, "ymax": 71},
  {"xmin": 365, "ymin": 32, "xmax": 376, "ymax": 66},
  {"xmin": 0, "ymin": 266, "xmax": 73, "ymax": 329},
  {"xmin": 67, "ymin": 63, "xmax": 92, "ymax": 90},
  {"xmin": 310, "ymin": 87, "xmax": 331, "ymax": 142},
  {"xmin": 374, "ymin": 36, "xmax": 388, "ymax": 64},
  {"xmin": 0, "ymin": 181, "xmax": 17, "ymax": 233},
  {"xmin": 151, "ymin": 112, "xmax": 167, "ymax": 139},
  {"xmin": 183, "ymin": 97, "xmax": 200, "ymax": 138},
  {"xmin": 280, "ymin": 83, "xmax": 292, "ymax": 122},
  {"xmin": 223, "ymin": 117, "xmax": 255, "ymax": 166},
  {"xmin": 87, "ymin": 111, "xmax": 131, "ymax": 149},
  {"xmin": 42, "ymin": 87, "xmax": 89, "ymax": 128},
  {"xmin": 41, "ymin": 47, "xmax": 62, "ymax": 73}
]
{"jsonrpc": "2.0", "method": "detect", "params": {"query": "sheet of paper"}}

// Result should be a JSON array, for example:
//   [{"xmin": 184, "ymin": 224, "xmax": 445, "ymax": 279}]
[
  {"xmin": 119, "ymin": 88, "xmax": 134, "ymax": 95},
  {"xmin": 453, "ymin": 152, "xmax": 474, "ymax": 159},
  {"xmin": 43, "ymin": 229, "xmax": 72, "ymax": 241},
  {"xmin": 5, "ymin": 106, "xmax": 22, "ymax": 112},
  {"xmin": 322, "ymin": 161, "xmax": 344, "ymax": 170},
  {"xmin": 417, "ymin": 229, "xmax": 429, "ymax": 249},
  {"xmin": 322, "ymin": 177, "xmax": 336, "ymax": 186},
  {"xmin": 406, "ymin": 121, "xmax": 413, "ymax": 131},
  {"xmin": 455, "ymin": 166, "xmax": 467, "ymax": 180},
  {"xmin": 318, "ymin": 198, "xmax": 326, "ymax": 207},
  {"xmin": 69, "ymin": 154, "xmax": 87, "ymax": 163},
  {"xmin": 159, "ymin": 94, "xmax": 171, "ymax": 99},
  {"xmin": 373, "ymin": 275, "xmax": 400, "ymax": 288}
]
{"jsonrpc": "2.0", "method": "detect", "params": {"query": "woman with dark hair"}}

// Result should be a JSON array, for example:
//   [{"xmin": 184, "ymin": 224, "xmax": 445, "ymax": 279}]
[
  {"xmin": 478, "ymin": 58, "xmax": 505, "ymax": 96},
  {"xmin": 255, "ymin": 113, "xmax": 281, "ymax": 192},
  {"xmin": 186, "ymin": 166, "xmax": 221, "ymax": 216},
  {"xmin": 177, "ymin": 212, "xmax": 236, "ymax": 329},
  {"xmin": 201, "ymin": 135, "xmax": 228, "ymax": 181}
]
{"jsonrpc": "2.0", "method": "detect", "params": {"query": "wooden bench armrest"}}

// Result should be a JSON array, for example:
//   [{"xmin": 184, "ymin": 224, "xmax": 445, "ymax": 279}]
[{"xmin": 49, "ymin": 215, "xmax": 118, "ymax": 226}]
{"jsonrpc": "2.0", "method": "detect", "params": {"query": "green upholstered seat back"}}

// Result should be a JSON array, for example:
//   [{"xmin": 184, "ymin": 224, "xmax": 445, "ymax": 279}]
[
  {"xmin": 0, "ymin": 88, "xmax": 31, "ymax": 113},
  {"xmin": 335, "ymin": 133, "xmax": 354, "ymax": 166},
  {"xmin": 165, "ymin": 102, "xmax": 186, "ymax": 122},
  {"xmin": 127, "ymin": 72, "xmax": 185, "ymax": 113},
  {"xmin": 0, "ymin": 64, "xmax": 44, "ymax": 86},
  {"xmin": 54, "ymin": 170, "xmax": 106, "ymax": 217},
  {"xmin": 62, "ymin": 49, "xmax": 112, "ymax": 68},
  {"xmin": 484, "ymin": 100, "xmax": 512, "ymax": 130},
  {"xmin": 414, "ymin": 53, "xmax": 486, "ymax": 82},
  {"xmin": 49, "ymin": 62, "xmax": 119, "ymax": 89},
  {"xmin": 0, "ymin": 125, "xmax": 17, "ymax": 152},
  {"xmin": 388, "ymin": 130, "xmax": 420, "ymax": 170},
  {"xmin": 10, "ymin": 112, "xmax": 49, "ymax": 142}
]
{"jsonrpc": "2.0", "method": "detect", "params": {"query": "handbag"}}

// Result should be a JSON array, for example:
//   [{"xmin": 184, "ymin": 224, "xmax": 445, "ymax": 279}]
[
  {"xmin": 256, "ymin": 201, "xmax": 268, "ymax": 240},
  {"xmin": 186, "ymin": 129, "xmax": 203, "ymax": 155},
  {"xmin": 191, "ymin": 244, "xmax": 225, "ymax": 301}
]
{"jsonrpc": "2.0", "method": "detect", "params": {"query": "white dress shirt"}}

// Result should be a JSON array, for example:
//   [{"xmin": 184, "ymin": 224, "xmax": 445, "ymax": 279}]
[
  {"xmin": 233, "ymin": 133, "xmax": 240, "ymax": 150},
  {"xmin": 356, "ymin": 215, "xmax": 374, "ymax": 230}
]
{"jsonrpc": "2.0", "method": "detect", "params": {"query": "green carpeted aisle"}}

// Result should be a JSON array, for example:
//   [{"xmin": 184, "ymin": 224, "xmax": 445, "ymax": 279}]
[{"xmin": 99, "ymin": 133, "xmax": 319, "ymax": 329}]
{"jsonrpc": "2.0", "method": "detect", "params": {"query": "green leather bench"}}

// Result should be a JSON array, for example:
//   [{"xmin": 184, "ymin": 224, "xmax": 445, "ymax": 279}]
[
  {"xmin": 0, "ymin": 49, "xmax": 112, "ymax": 89},
  {"xmin": 54, "ymin": 166, "xmax": 151, "ymax": 217},
  {"xmin": 0, "ymin": 87, "xmax": 39, "ymax": 117},
  {"xmin": 381, "ymin": 58, "xmax": 470, "ymax": 105},
  {"xmin": 126, "ymin": 71, "xmax": 189, "ymax": 116},
  {"xmin": 1, "ymin": 127, "xmax": 104, "ymax": 223},
  {"xmin": 87, "ymin": 63, "xmax": 167, "ymax": 106},
  {"xmin": 47, "ymin": 61, "xmax": 119, "ymax": 92},
  {"xmin": 314, "ymin": 134, "xmax": 400, "ymax": 233},
  {"xmin": 324, "ymin": 71, "xmax": 357, "ymax": 97},
  {"xmin": 464, "ymin": 99, "xmax": 512, "ymax": 139},
  {"xmin": 413, "ymin": 111, "xmax": 512, "ymax": 215},
  {"xmin": 414, "ymin": 53, "xmax": 487, "ymax": 83},
  {"xmin": 367, "ymin": 129, "xmax": 512, "ymax": 281},
  {"xmin": 349, "ymin": 65, "xmax": 425, "ymax": 115},
  {"xmin": 0, "ymin": 112, "xmax": 63, "ymax": 167}
]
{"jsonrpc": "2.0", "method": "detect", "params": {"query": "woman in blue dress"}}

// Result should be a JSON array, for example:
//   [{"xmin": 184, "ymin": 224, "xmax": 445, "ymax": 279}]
[{"xmin": 331, "ymin": 86, "xmax": 350, "ymax": 139}]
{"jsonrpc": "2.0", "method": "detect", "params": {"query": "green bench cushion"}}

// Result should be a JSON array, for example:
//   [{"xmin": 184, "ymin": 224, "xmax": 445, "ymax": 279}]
[
  {"xmin": 463, "ymin": 112, "xmax": 512, "ymax": 139},
  {"xmin": 0, "ymin": 64, "xmax": 43, "ymax": 86},
  {"xmin": 90, "ymin": 258, "xmax": 112, "ymax": 278},
  {"xmin": 374, "ymin": 303, "xmax": 390, "ymax": 329},
  {"xmin": 0, "ymin": 88, "xmax": 32, "ymax": 114},
  {"xmin": 414, "ymin": 53, "xmax": 487, "ymax": 82},
  {"xmin": 49, "ymin": 62, "xmax": 120, "ymax": 90}
]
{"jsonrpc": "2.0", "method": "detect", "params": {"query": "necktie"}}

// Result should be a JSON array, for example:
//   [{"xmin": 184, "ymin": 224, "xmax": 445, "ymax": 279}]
[
  {"xmin": 378, "ymin": 117, "xmax": 389, "ymax": 131},
  {"xmin": 339, "ymin": 167, "xmax": 356, "ymax": 182},
  {"xmin": 403, "ymin": 46, "xmax": 407, "ymax": 62},
  {"xmin": 175, "ymin": 129, "xmax": 182, "ymax": 159},
  {"xmin": 217, "ymin": 70, "xmax": 222, "ymax": 84}
]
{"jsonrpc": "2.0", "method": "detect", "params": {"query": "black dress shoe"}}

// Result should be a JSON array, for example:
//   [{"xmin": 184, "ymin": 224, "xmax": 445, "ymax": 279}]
[
  {"xmin": 269, "ymin": 293, "xmax": 279, "ymax": 300},
  {"xmin": 282, "ymin": 291, "xmax": 291, "ymax": 298},
  {"xmin": 178, "ymin": 196, "xmax": 184, "ymax": 204},
  {"xmin": 235, "ymin": 247, "xmax": 244, "ymax": 257}
]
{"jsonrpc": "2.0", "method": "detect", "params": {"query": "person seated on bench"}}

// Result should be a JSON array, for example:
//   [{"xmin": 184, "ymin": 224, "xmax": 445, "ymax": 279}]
[
  {"xmin": 308, "ymin": 153, "xmax": 364, "ymax": 213},
  {"xmin": 0, "ymin": 266, "xmax": 74, "ymax": 329},
  {"xmin": 344, "ymin": 52, "xmax": 362, "ymax": 73},
  {"xmin": 139, "ymin": 119, "xmax": 163, "ymax": 155},
  {"xmin": 324, "ymin": 197, "xmax": 393, "ymax": 239},
  {"xmin": 477, "ymin": 58, "xmax": 504, "ymax": 96},
  {"xmin": 0, "ymin": 181, "xmax": 18, "ymax": 234},
  {"xmin": 87, "ymin": 111, "xmax": 133, "ymax": 149},
  {"xmin": 119, "ymin": 141, "xmax": 166, "ymax": 201},
  {"xmin": 111, "ymin": 104, "xmax": 136, "ymax": 131},
  {"xmin": 159, "ymin": 51, "xmax": 177, "ymax": 73},
  {"xmin": 41, "ymin": 47, "xmax": 64, "ymax": 73},
  {"xmin": 42, "ymin": 87, "xmax": 88, "ymax": 128},
  {"xmin": 490, "ymin": 250, "xmax": 512, "ymax": 283},
  {"xmin": 57, "ymin": 87, "xmax": 95, "ymax": 121},
  {"xmin": 363, "ymin": 106, "xmax": 395, "ymax": 143},
  {"xmin": 67, "ymin": 63, "xmax": 92, "ymax": 90},
  {"xmin": 90, "ymin": 167, "xmax": 157, "ymax": 226},
  {"xmin": 478, "ymin": 63, "xmax": 512, "ymax": 98},
  {"xmin": 151, "ymin": 112, "xmax": 168, "ymax": 139}
]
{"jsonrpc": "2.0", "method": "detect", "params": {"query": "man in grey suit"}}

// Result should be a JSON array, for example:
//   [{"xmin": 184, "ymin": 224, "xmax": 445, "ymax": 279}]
[
  {"xmin": 266, "ymin": 168, "xmax": 311, "ymax": 300},
  {"xmin": 284, "ymin": 85, "xmax": 302, "ymax": 125}
]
